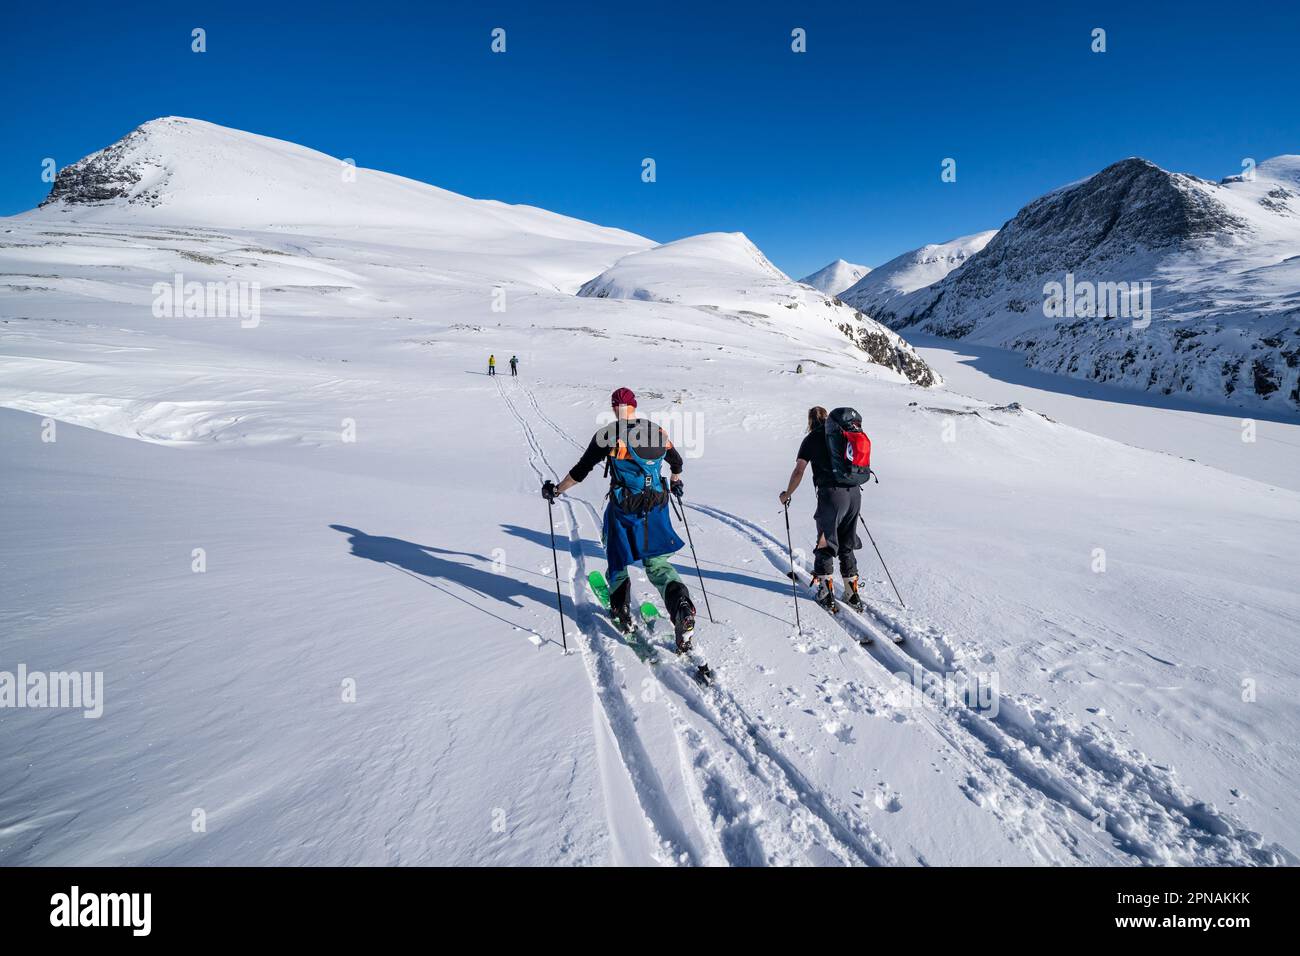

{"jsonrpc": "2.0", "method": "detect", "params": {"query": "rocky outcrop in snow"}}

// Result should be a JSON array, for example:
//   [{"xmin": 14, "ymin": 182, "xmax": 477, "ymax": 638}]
[{"xmin": 41, "ymin": 123, "xmax": 164, "ymax": 207}]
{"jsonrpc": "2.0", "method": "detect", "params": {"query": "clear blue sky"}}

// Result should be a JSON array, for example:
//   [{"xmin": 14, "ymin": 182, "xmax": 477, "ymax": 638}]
[{"xmin": 3, "ymin": 1, "xmax": 1297, "ymax": 278}]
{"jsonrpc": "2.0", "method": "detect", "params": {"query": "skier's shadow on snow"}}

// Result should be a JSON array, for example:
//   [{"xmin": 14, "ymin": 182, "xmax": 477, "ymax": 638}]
[
  {"xmin": 330, "ymin": 525, "xmax": 566, "ymax": 643},
  {"xmin": 499, "ymin": 523, "xmax": 794, "ymax": 599}
]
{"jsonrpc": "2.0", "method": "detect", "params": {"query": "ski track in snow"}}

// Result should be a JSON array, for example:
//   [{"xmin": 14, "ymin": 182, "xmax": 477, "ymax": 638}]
[
  {"xmin": 508, "ymin": 378, "xmax": 1095, "ymax": 865},
  {"xmin": 493, "ymin": 376, "xmax": 691, "ymax": 864},
  {"xmin": 498, "ymin": 378, "xmax": 897, "ymax": 866},
  {"xmin": 691, "ymin": 502, "xmax": 1296, "ymax": 867}
]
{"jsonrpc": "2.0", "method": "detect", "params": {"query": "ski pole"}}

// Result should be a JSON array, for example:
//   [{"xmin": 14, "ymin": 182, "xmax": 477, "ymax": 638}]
[
  {"xmin": 670, "ymin": 495, "xmax": 714, "ymax": 623},
  {"xmin": 782, "ymin": 501, "xmax": 802, "ymax": 633},
  {"xmin": 859, "ymin": 514, "xmax": 905, "ymax": 608},
  {"xmin": 545, "ymin": 500, "xmax": 569, "ymax": 651}
]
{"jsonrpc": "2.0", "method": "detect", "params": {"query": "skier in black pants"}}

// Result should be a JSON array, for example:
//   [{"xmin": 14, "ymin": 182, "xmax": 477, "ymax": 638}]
[
  {"xmin": 779, "ymin": 406, "xmax": 867, "ymax": 612},
  {"xmin": 509, "ymin": 355, "xmax": 518, "ymax": 377}
]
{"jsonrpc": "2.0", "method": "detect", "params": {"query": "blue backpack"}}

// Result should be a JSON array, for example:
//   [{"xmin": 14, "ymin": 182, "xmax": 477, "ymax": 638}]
[{"xmin": 606, "ymin": 439, "xmax": 668, "ymax": 514}]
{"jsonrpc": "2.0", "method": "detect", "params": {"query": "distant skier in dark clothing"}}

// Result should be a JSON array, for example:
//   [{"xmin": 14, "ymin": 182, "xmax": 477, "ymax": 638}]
[
  {"xmin": 542, "ymin": 387, "xmax": 698, "ymax": 650},
  {"xmin": 779, "ymin": 406, "xmax": 873, "ymax": 613},
  {"xmin": 509, "ymin": 355, "xmax": 518, "ymax": 377}
]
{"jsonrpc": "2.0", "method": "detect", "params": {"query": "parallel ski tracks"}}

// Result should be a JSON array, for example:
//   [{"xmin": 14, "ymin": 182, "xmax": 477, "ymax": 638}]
[
  {"xmin": 692, "ymin": 501, "xmax": 1293, "ymax": 866},
  {"xmin": 499, "ymin": 375, "xmax": 1290, "ymax": 866},
  {"xmin": 495, "ymin": 377, "xmax": 695, "ymax": 863},
  {"xmin": 499, "ymin": 379, "xmax": 895, "ymax": 866}
]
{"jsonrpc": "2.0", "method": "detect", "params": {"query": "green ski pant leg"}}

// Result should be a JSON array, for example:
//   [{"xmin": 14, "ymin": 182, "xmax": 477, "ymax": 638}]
[
  {"xmin": 643, "ymin": 556, "xmax": 682, "ymax": 603},
  {"xmin": 608, "ymin": 558, "xmax": 680, "ymax": 603}
]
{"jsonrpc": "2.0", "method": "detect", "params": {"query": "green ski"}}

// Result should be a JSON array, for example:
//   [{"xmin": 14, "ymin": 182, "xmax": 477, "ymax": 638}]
[
  {"xmin": 586, "ymin": 571, "xmax": 658, "ymax": 664},
  {"xmin": 639, "ymin": 600, "xmax": 711, "ymax": 686},
  {"xmin": 586, "ymin": 570, "xmax": 611, "ymax": 608}
]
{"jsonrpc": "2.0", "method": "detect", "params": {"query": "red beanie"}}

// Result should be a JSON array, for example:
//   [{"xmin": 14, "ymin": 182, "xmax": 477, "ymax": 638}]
[{"xmin": 610, "ymin": 387, "xmax": 637, "ymax": 409}]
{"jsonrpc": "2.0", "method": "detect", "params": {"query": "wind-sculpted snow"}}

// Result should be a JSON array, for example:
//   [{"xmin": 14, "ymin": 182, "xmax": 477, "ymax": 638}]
[{"xmin": 858, "ymin": 157, "xmax": 1300, "ymax": 412}]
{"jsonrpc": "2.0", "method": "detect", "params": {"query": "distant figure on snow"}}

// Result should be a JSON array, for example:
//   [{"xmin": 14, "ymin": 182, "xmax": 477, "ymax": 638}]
[
  {"xmin": 509, "ymin": 355, "xmax": 519, "ymax": 377},
  {"xmin": 796, "ymin": 363, "xmax": 804, "ymax": 374},
  {"xmin": 488, "ymin": 354, "xmax": 496, "ymax": 376}
]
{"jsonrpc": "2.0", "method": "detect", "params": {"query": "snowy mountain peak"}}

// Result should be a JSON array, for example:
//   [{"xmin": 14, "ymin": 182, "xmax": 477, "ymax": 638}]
[
  {"xmin": 1219, "ymin": 155, "xmax": 1300, "ymax": 218},
  {"xmin": 1223, "ymin": 154, "xmax": 1300, "ymax": 187},
  {"xmin": 854, "ymin": 154, "xmax": 1300, "ymax": 411},
  {"xmin": 35, "ymin": 116, "xmax": 649, "ymax": 251},
  {"xmin": 32, "ymin": 117, "xmax": 652, "ymax": 292},
  {"xmin": 838, "ymin": 231, "xmax": 996, "ymax": 315},
  {"xmin": 42, "ymin": 117, "xmax": 336, "ymax": 211},
  {"xmin": 799, "ymin": 259, "xmax": 871, "ymax": 296},
  {"xmin": 1009, "ymin": 156, "xmax": 1249, "ymax": 256},
  {"xmin": 578, "ymin": 232, "xmax": 793, "ymax": 296},
  {"xmin": 578, "ymin": 233, "xmax": 938, "ymax": 386}
]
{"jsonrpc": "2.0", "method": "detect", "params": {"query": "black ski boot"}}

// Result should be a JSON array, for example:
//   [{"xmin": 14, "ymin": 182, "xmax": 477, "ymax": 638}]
[
  {"xmin": 813, "ymin": 575, "xmax": 839, "ymax": 614},
  {"xmin": 844, "ymin": 575, "xmax": 864, "ymax": 612},
  {"xmin": 665, "ymin": 581, "xmax": 696, "ymax": 653},
  {"xmin": 610, "ymin": 577, "xmax": 635, "ymax": 635}
]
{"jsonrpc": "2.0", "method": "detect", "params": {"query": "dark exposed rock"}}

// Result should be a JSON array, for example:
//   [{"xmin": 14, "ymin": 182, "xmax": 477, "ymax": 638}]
[
  {"xmin": 40, "ymin": 125, "xmax": 167, "ymax": 208},
  {"xmin": 835, "ymin": 315, "xmax": 937, "ymax": 387},
  {"xmin": 1252, "ymin": 359, "xmax": 1280, "ymax": 396}
]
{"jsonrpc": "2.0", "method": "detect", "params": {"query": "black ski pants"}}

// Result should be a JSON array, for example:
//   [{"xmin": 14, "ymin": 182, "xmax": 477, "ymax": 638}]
[{"xmin": 812, "ymin": 485, "xmax": 862, "ymax": 578}]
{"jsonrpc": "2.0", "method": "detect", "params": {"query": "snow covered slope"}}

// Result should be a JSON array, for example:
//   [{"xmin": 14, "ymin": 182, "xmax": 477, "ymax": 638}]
[
  {"xmin": 839, "ymin": 231, "xmax": 996, "ymax": 314},
  {"xmin": 799, "ymin": 258, "xmax": 871, "ymax": 296},
  {"xmin": 2, "ymin": 120, "xmax": 1298, "ymax": 867},
  {"xmin": 855, "ymin": 157, "xmax": 1300, "ymax": 413},
  {"xmin": 33, "ymin": 116, "xmax": 651, "ymax": 292},
  {"xmin": 579, "ymin": 233, "xmax": 938, "ymax": 387}
]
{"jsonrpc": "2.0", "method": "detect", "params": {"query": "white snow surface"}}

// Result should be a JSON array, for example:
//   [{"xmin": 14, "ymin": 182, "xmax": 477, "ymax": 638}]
[
  {"xmin": 799, "ymin": 259, "xmax": 872, "ymax": 296},
  {"xmin": 2, "ymin": 120, "xmax": 1298, "ymax": 866}
]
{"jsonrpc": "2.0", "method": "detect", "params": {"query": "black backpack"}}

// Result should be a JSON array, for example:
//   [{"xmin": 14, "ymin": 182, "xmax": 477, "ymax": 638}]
[{"xmin": 824, "ymin": 407, "xmax": 873, "ymax": 486}]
